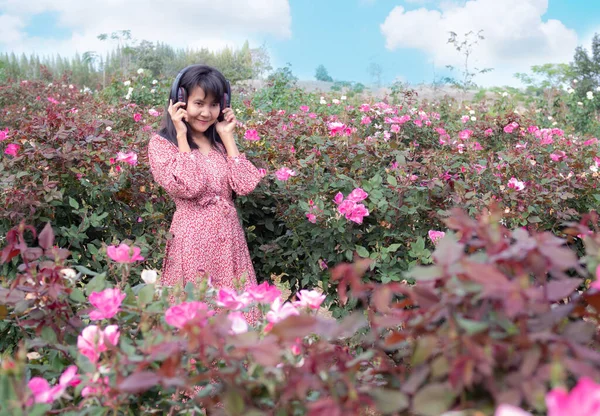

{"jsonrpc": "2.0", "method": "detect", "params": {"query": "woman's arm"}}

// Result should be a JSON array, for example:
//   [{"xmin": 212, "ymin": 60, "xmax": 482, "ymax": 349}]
[{"xmin": 148, "ymin": 134, "xmax": 207, "ymax": 199}]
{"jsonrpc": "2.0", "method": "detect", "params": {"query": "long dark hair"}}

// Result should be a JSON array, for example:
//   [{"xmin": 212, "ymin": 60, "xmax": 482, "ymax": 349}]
[{"xmin": 158, "ymin": 65, "xmax": 227, "ymax": 153}]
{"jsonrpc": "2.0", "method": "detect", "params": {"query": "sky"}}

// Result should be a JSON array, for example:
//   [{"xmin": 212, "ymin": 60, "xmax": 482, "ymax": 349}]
[{"xmin": 0, "ymin": 0, "xmax": 598, "ymax": 88}]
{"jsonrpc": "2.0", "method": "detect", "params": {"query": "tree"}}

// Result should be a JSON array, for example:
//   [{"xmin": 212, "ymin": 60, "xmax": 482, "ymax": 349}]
[
  {"xmin": 315, "ymin": 64, "xmax": 333, "ymax": 82},
  {"xmin": 443, "ymin": 30, "xmax": 493, "ymax": 92},
  {"xmin": 368, "ymin": 62, "xmax": 382, "ymax": 88},
  {"xmin": 570, "ymin": 33, "xmax": 600, "ymax": 95},
  {"xmin": 250, "ymin": 43, "xmax": 272, "ymax": 79}
]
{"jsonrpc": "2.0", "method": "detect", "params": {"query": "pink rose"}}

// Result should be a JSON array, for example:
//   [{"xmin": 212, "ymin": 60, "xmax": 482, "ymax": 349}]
[
  {"xmin": 216, "ymin": 288, "xmax": 250, "ymax": 310},
  {"xmin": 338, "ymin": 199, "xmax": 356, "ymax": 215},
  {"xmin": 306, "ymin": 213, "xmax": 317, "ymax": 223},
  {"xmin": 165, "ymin": 301, "xmax": 214, "ymax": 329},
  {"xmin": 428, "ymin": 230, "xmax": 445, "ymax": 245},
  {"xmin": 77, "ymin": 325, "xmax": 119, "ymax": 364},
  {"xmin": 458, "ymin": 129, "xmax": 473, "ymax": 140},
  {"xmin": 299, "ymin": 105, "xmax": 310, "ymax": 112},
  {"xmin": 347, "ymin": 188, "xmax": 368, "ymax": 202},
  {"xmin": 116, "ymin": 151, "xmax": 138, "ymax": 166},
  {"xmin": 133, "ymin": 113, "xmax": 142, "ymax": 122},
  {"xmin": 494, "ymin": 404, "xmax": 532, "ymax": 416},
  {"xmin": 266, "ymin": 298, "xmax": 299, "ymax": 323},
  {"xmin": 28, "ymin": 366, "xmax": 79, "ymax": 405},
  {"xmin": 334, "ymin": 192, "xmax": 344, "ymax": 205},
  {"xmin": 275, "ymin": 167, "xmax": 297, "ymax": 181},
  {"xmin": 295, "ymin": 289, "xmax": 326, "ymax": 309},
  {"xmin": 106, "ymin": 243, "xmax": 144, "ymax": 263},
  {"xmin": 227, "ymin": 311, "xmax": 249, "ymax": 334},
  {"xmin": 346, "ymin": 204, "xmax": 369, "ymax": 224},
  {"xmin": 89, "ymin": 288, "xmax": 126, "ymax": 320},
  {"xmin": 247, "ymin": 282, "xmax": 281, "ymax": 304},
  {"xmin": 4, "ymin": 143, "xmax": 20, "ymax": 156},
  {"xmin": 244, "ymin": 129, "xmax": 260, "ymax": 141},
  {"xmin": 0, "ymin": 128, "xmax": 9, "ymax": 141},
  {"xmin": 507, "ymin": 177, "xmax": 525, "ymax": 191},
  {"xmin": 148, "ymin": 108, "xmax": 160, "ymax": 117},
  {"xmin": 546, "ymin": 377, "xmax": 600, "ymax": 416}
]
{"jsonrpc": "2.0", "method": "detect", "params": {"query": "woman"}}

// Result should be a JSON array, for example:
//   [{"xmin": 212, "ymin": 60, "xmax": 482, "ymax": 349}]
[{"xmin": 148, "ymin": 65, "xmax": 262, "ymax": 304}]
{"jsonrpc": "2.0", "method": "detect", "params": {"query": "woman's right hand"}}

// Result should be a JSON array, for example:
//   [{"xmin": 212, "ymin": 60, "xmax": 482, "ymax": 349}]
[{"xmin": 168, "ymin": 99, "xmax": 188, "ymax": 136}]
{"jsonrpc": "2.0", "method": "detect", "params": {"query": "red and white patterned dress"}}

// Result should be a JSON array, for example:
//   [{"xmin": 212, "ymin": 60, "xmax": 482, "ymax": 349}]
[{"xmin": 148, "ymin": 133, "xmax": 261, "ymax": 296}]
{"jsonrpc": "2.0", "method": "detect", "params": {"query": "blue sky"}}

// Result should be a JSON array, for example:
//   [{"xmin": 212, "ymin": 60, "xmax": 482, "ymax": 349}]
[{"xmin": 0, "ymin": 0, "xmax": 598, "ymax": 87}]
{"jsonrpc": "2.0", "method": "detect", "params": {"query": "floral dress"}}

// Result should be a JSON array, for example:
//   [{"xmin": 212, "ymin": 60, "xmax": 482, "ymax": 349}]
[{"xmin": 148, "ymin": 133, "xmax": 262, "ymax": 297}]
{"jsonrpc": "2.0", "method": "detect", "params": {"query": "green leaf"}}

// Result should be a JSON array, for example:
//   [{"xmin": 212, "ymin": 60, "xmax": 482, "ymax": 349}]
[
  {"xmin": 41, "ymin": 326, "xmax": 57, "ymax": 344},
  {"xmin": 405, "ymin": 265, "xmax": 444, "ymax": 281},
  {"xmin": 69, "ymin": 288, "xmax": 86, "ymax": 303},
  {"xmin": 370, "ymin": 389, "xmax": 409, "ymax": 413},
  {"xmin": 412, "ymin": 383, "xmax": 457, "ymax": 416},
  {"xmin": 355, "ymin": 245, "xmax": 369, "ymax": 258},
  {"xmin": 26, "ymin": 404, "xmax": 52, "ymax": 416},
  {"xmin": 69, "ymin": 197, "xmax": 80, "ymax": 209},
  {"xmin": 456, "ymin": 316, "xmax": 489, "ymax": 335},
  {"xmin": 387, "ymin": 243, "xmax": 402, "ymax": 253},
  {"xmin": 75, "ymin": 265, "xmax": 98, "ymax": 276},
  {"xmin": 223, "ymin": 389, "xmax": 245, "ymax": 415},
  {"xmin": 85, "ymin": 273, "xmax": 107, "ymax": 296},
  {"xmin": 387, "ymin": 174, "xmax": 398, "ymax": 186},
  {"xmin": 138, "ymin": 285, "xmax": 155, "ymax": 306}
]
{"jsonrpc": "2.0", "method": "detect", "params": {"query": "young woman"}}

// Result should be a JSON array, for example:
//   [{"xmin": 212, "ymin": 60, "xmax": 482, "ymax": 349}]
[{"xmin": 148, "ymin": 65, "xmax": 262, "ymax": 305}]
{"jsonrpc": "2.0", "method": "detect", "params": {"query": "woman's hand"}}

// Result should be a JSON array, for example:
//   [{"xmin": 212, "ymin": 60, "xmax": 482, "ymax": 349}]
[
  {"xmin": 216, "ymin": 108, "xmax": 236, "ymax": 137},
  {"xmin": 168, "ymin": 99, "xmax": 188, "ymax": 136}
]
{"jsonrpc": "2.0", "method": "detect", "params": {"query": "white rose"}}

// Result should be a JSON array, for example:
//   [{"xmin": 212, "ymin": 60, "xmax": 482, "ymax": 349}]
[
  {"xmin": 152, "ymin": 79, "xmax": 158, "ymax": 85},
  {"xmin": 137, "ymin": 68, "xmax": 144, "ymax": 74},
  {"xmin": 141, "ymin": 270, "xmax": 158, "ymax": 285},
  {"xmin": 123, "ymin": 80, "xmax": 131, "ymax": 86},
  {"xmin": 60, "ymin": 268, "xmax": 77, "ymax": 280}
]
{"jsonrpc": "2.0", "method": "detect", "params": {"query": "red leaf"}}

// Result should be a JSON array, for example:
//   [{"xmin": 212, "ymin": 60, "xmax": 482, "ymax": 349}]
[
  {"xmin": 270, "ymin": 314, "xmax": 318, "ymax": 341},
  {"xmin": 545, "ymin": 278, "xmax": 582, "ymax": 301},
  {"xmin": 38, "ymin": 223, "xmax": 54, "ymax": 250},
  {"xmin": 118, "ymin": 371, "xmax": 161, "ymax": 393}
]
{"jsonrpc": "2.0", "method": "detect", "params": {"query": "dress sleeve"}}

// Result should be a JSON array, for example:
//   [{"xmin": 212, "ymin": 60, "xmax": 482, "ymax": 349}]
[
  {"xmin": 148, "ymin": 134, "xmax": 207, "ymax": 199},
  {"xmin": 227, "ymin": 153, "xmax": 262, "ymax": 196}
]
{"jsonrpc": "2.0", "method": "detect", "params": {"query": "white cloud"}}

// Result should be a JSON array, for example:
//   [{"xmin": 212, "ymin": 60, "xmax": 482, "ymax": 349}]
[
  {"xmin": 0, "ymin": 0, "xmax": 291, "ymax": 59},
  {"xmin": 380, "ymin": 0, "xmax": 579, "ymax": 86},
  {"xmin": 0, "ymin": 13, "xmax": 25, "ymax": 44}
]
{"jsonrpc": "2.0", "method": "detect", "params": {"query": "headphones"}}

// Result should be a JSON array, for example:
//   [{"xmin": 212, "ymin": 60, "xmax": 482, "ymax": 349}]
[{"xmin": 169, "ymin": 65, "xmax": 231, "ymax": 122}]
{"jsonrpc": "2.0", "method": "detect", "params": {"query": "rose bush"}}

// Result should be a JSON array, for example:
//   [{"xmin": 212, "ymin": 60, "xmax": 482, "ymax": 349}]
[
  {"xmin": 3, "ymin": 75, "xmax": 600, "ymax": 321},
  {"xmin": 3, "ymin": 205, "xmax": 600, "ymax": 414}
]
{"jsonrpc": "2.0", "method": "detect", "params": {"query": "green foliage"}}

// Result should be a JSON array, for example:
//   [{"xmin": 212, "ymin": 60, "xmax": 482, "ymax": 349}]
[{"xmin": 315, "ymin": 64, "xmax": 333, "ymax": 82}]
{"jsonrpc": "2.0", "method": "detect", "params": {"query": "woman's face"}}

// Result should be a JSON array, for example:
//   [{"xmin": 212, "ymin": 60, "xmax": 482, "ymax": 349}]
[{"xmin": 185, "ymin": 86, "xmax": 221, "ymax": 134}]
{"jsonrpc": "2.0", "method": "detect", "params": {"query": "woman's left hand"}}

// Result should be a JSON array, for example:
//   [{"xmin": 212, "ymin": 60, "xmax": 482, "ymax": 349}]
[{"xmin": 215, "ymin": 108, "xmax": 236, "ymax": 136}]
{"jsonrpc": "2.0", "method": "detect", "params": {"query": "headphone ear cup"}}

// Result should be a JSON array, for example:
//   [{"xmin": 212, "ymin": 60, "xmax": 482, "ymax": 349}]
[{"xmin": 177, "ymin": 87, "xmax": 188, "ymax": 105}]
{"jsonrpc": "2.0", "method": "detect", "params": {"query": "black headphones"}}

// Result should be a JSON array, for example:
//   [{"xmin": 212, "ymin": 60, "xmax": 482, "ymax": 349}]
[{"xmin": 169, "ymin": 65, "xmax": 231, "ymax": 121}]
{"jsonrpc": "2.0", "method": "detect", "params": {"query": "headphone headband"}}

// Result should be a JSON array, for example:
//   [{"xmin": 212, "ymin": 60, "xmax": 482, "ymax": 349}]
[{"xmin": 169, "ymin": 65, "xmax": 231, "ymax": 108}]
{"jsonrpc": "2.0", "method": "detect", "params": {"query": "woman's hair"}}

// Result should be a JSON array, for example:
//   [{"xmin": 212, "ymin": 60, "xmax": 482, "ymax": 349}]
[{"xmin": 158, "ymin": 65, "xmax": 227, "ymax": 152}]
